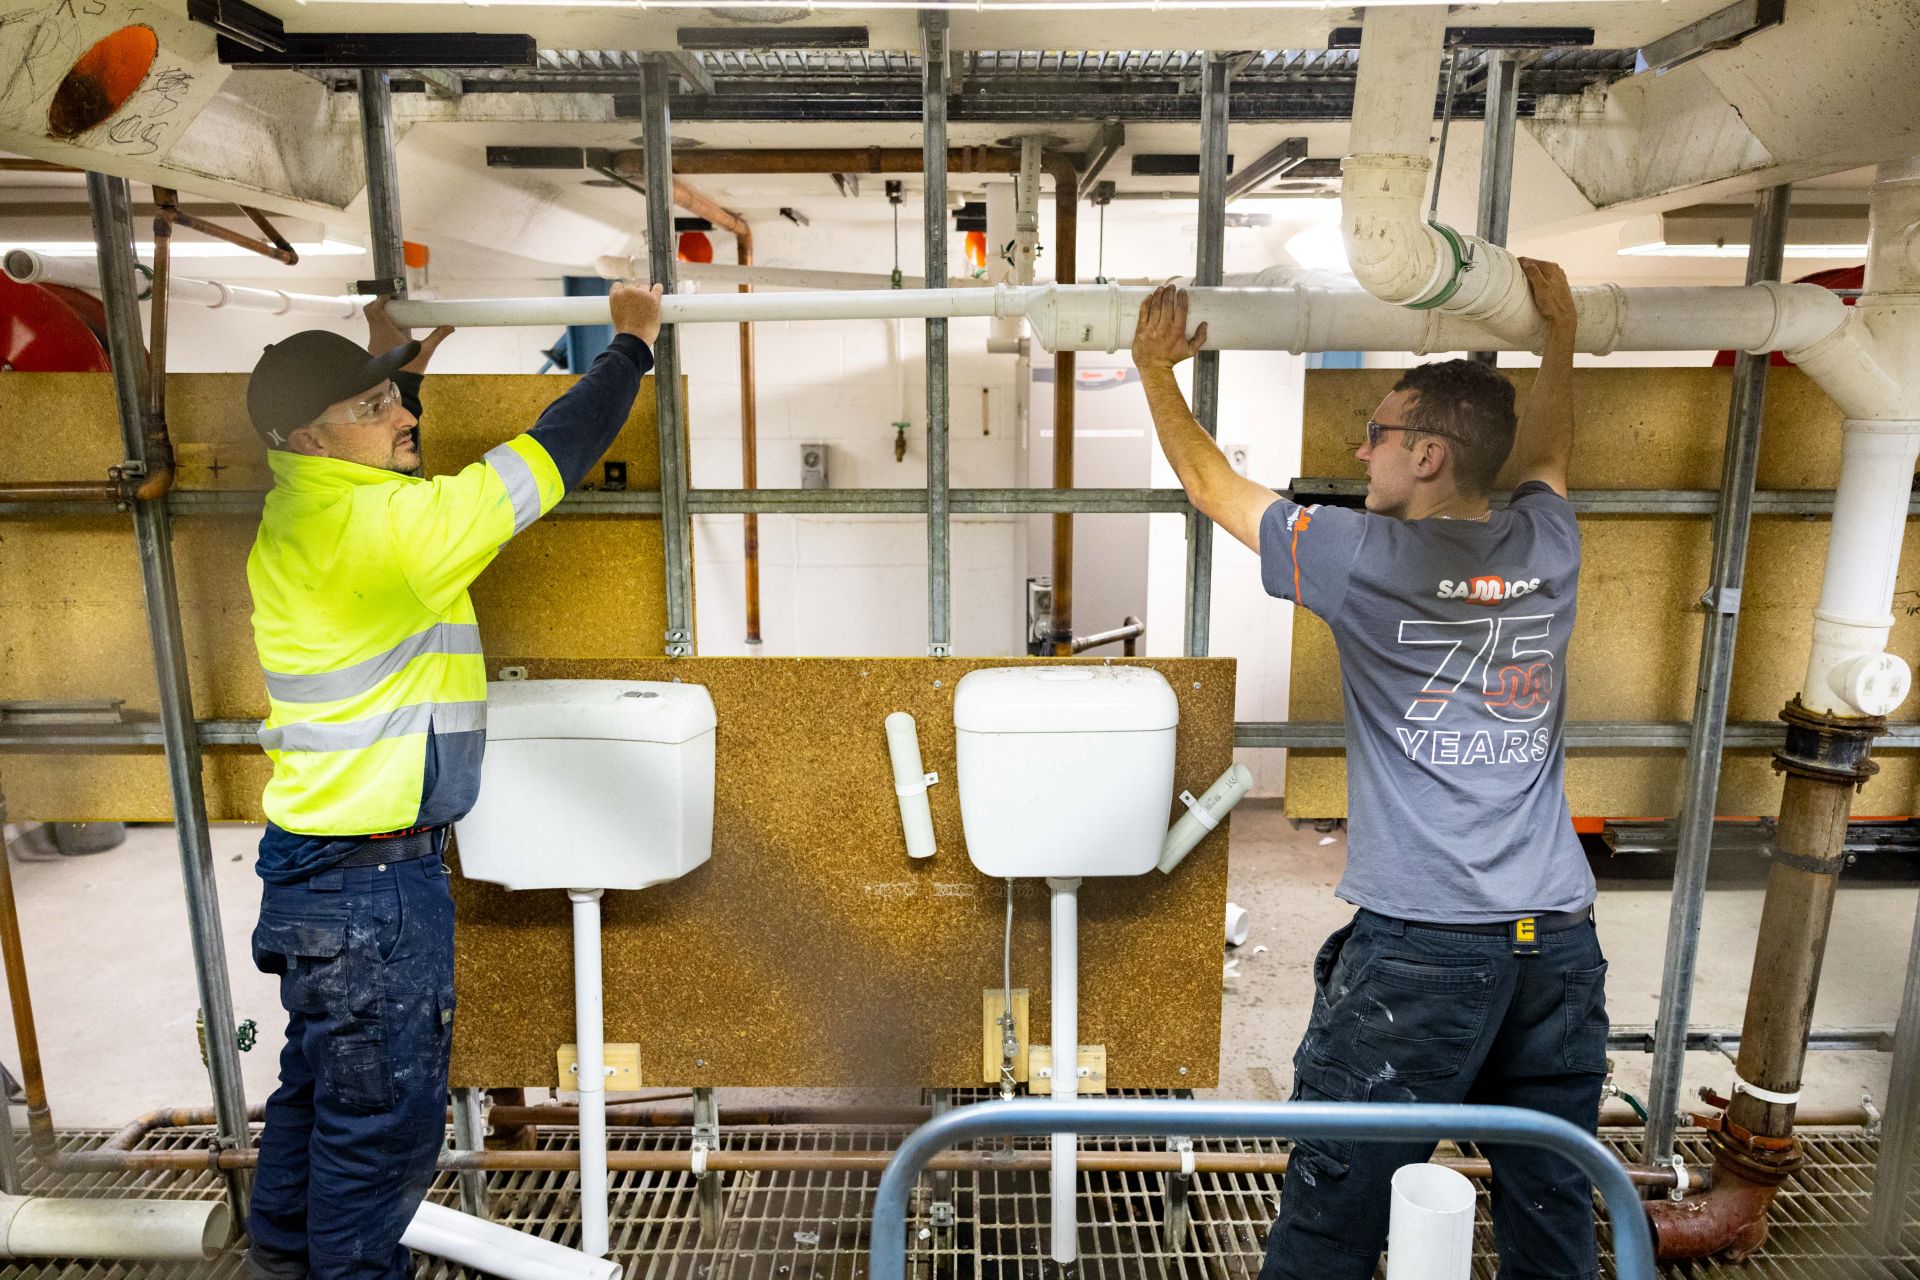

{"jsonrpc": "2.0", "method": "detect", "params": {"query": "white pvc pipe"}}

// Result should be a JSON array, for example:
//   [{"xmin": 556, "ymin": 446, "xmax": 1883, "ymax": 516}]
[
  {"xmin": 1799, "ymin": 420, "xmax": 1920, "ymax": 716},
  {"xmin": 884, "ymin": 711, "xmax": 937, "ymax": 859},
  {"xmin": 403, "ymin": 1201, "xmax": 621, "ymax": 1280},
  {"xmin": 4, "ymin": 249, "xmax": 366, "ymax": 320},
  {"xmin": 1158, "ymin": 762, "xmax": 1255, "ymax": 875},
  {"xmin": 0, "ymin": 1194, "xmax": 229, "ymax": 1261},
  {"xmin": 382, "ymin": 280, "xmax": 1847, "ymax": 357},
  {"xmin": 569, "ymin": 887, "xmax": 610, "ymax": 1258},
  {"xmin": 1384, "ymin": 1164, "xmax": 1476, "ymax": 1280},
  {"xmin": 1047, "ymin": 875, "xmax": 1081, "ymax": 1266},
  {"xmin": 595, "ymin": 254, "xmax": 986, "ymax": 292}
]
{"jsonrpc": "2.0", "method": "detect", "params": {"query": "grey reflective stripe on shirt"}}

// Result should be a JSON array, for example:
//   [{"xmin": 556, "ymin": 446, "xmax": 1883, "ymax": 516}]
[
  {"xmin": 484, "ymin": 443, "xmax": 542, "ymax": 534},
  {"xmin": 260, "ymin": 622, "xmax": 483, "ymax": 704},
  {"xmin": 258, "ymin": 699, "xmax": 487, "ymax": 753}
]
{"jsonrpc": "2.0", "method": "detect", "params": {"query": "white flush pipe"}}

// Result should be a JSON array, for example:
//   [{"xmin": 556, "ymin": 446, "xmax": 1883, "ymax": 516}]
[
  {"xmin": 384, "ymin": 280, "xmax": 1847, "ymax": 357},
  {"xmin": 1047, "ymin": 875, "xmax": 1081, "ymax": 1266},
  {"xmin": 884, "ymin": 712, "xmax": 938, "ymax": 859},
  {"xmin": 1158, "ymin": 762, "xmax": 1255, "ymax": 875},
  {"xmin": 1384, "ymin": 1164, "xmax": 1476, "ymax": 1280},
  {"xmin": 4, "ymin": 249, "xmax": 367, "ymax": 320},
  {"xmin": 403, "ymin": 1201, "xmax": 621, "ymax": 1280},
  {"xmin": 1782, "ymin": 159, "xmax": 1920, "ymax": 718},
  {"xmin": 0, "ymin": 1194, "xmax": 229, "ymax": 1260},
  {"xmin": 568, "ymin": 887, "xmax": 611, "ymax": 1258}
]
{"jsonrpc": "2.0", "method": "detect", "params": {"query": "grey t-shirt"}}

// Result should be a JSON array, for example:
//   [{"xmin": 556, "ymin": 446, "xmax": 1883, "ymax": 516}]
[{"xmin": 1260, "ymin": 482, "xmax": 1595, "ymax": 923}]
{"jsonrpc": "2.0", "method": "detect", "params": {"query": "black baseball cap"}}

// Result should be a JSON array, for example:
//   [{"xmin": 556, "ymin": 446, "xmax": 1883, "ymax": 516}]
[{"xmin": 247, "ymin": 331, "xmax": 421, "ymax": 447}]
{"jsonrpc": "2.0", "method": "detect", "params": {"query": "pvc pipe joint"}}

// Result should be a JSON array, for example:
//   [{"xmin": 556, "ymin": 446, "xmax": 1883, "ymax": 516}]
[{"xmin": 1159, "ymin": 763, "xmax": 1255, "ymax": 874}]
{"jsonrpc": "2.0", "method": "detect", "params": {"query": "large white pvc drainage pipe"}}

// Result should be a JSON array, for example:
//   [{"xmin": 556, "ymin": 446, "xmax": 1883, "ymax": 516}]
[
  {"xmin": 403, "ymin": 1201, "xmax": 621, "ymax": 1280},
  {"xmin": 1384, "ymin": 1164, "xmax": 1475, "ymax": 1280},
  {"xmin": 0, "ymin": 1194, "xmax": 229, "ymax": 1261},
  {"xmin": 569, "ymin": 887, "xmax": 612, "ymax": 1257},
  {"xmin": 4, "ymin": 249, "xmax": 367, "ymax": 320},
  {"xmin": 382, "ymin": 280, "xmax": 1848, "ymax": 357},
  {"xmin": 1047, "ymin": 875, "xmax": 1081, "ymax": 1265}
]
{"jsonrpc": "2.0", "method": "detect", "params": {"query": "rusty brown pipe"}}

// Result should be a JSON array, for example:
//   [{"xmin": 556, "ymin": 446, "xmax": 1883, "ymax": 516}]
[
  {"xmin": 0, "ymin": 780, "xmax": 52, "ymax": 1146},
  {"xmin": 1645, "ymin": 702, "xmax": 1878, "ymax": 1263},
  {"xmin": 1043, "ymin": 154, "xmax": 1080, "ymax": 658},
  {"xmin": 154, "ymin": 188, "xmax": 299, "ymax": 266}
]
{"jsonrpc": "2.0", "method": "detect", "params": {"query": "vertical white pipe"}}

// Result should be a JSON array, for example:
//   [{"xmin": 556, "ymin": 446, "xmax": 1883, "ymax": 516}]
[
  {"xmin": 1347, "ymin": 7, "xmax": 1451, "ymax": 158},
  {"xmin": 568, "ymin": 888, "xmax": 609, "ymax": 1258},
  {"xmin": 1800, "ymin": 421, "xmax": 1920, "ymax": 715},
  {"xmin": 1047, "ymin": 876, "xmax": 1081, "ymax": 1265},
  {"xmin": 884, "ymin": 712, "xmax": 936, "ymax": 858},
  {"xmin": 1384, "ymin": 1164, "xmax": 1476, "ymax": 1280}
]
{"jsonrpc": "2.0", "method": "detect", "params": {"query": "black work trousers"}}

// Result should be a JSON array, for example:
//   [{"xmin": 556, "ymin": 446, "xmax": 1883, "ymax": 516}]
[{"xmin": 1260, "ymin": 908, "xmax": 1610, "ymax": 1280}]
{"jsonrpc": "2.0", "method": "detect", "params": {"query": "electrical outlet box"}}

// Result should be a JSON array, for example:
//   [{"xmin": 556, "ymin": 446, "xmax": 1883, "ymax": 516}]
[{"xmin": 800, "ymin": 443, "xmax": 830, "ymax": 489}]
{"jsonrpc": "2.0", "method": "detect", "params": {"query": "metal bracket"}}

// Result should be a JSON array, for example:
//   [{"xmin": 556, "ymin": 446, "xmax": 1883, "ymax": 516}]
[
  {"xmin": 1862, "ymin": 1088, "xmax": 1883, "ymax": 1137},
  {"xmin": 354, "ymin": 276, "xmax": 407, "ymax": 297},
  {"xmin": 928, "ymin": 1089, "xmax": 956, "ymax": 1231},
  {"xmin": 1702, "ymin": 585, "xmax": 1743, "ymax": 615},
  {"xmin": 1162, "ymin": 1131, "xmax": 1194, "ymax": 1245},
  {"xmin": 692, "ymin": 1086, "xmax": 723, "ymax": 1237},
  {"xmin": 927, "ymin": 644, "xmax": 952, "ymax": 658},
  {"xmin": 665, "ymin": 628, "xmax": 693, "ymax": 658}
]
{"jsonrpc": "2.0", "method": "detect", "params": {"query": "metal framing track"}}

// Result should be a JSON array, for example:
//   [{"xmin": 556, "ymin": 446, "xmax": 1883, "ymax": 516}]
[{"xmin": 5, "ymin": 1123, "xmax": 1912, "ymax": 1278}]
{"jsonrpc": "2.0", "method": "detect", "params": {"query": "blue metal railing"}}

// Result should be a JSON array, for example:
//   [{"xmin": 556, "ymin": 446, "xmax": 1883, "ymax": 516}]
[{"xmin": 868, "ymin": 1099, "xmax": 1656, "ymax": 1280}]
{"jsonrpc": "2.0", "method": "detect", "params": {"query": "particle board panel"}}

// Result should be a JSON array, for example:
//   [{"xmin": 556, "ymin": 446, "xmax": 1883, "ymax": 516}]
[
  {"xmin": 446, "ymin": 655, "xmax": 1236, "ymax": 1090},
  {"xmin": 1287, "ymin": 367, "xmax": 1920, "ymax": 819},
  {"xmin": 0, "ymin": 373, "xmax": 674, "ymax": 822}
]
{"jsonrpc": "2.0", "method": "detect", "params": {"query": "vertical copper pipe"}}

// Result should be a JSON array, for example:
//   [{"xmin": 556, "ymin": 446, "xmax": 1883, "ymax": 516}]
[
  {"xmin": 0, "ymin": 783, "xmax": 53, "ymax": 1144},
  {"xmin": 738, "ymin": 229, "xmax": 762, "ymax": 648},
  {"xmin": 1044, "ymin": 156, "xmax": 1078, "ymax": 657}
]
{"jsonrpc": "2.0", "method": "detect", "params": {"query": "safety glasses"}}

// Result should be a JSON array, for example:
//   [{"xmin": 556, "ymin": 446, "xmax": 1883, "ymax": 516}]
[
  {"xmin": 319, "ymin": 382, "xmax": 402, "ymax": 427},
  {"xmin": 1365, "ymin": 417, "xmax": 1471, "ymax": 450}
]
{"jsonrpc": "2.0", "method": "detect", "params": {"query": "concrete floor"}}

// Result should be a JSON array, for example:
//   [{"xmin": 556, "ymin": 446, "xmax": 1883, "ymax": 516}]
[{"xmin": 0, "ymin": 803, "xmax": 1911, "ymax": 1128}]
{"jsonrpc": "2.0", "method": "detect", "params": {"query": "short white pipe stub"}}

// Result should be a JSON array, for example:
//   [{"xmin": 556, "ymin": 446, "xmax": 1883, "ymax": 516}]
[{"xmin": 1385, "ymin": 1164, "xmax": 1476, "ymax": 1280}]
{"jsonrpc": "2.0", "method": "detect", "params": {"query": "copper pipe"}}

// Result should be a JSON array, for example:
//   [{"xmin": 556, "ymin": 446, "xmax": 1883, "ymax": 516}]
[
  {"xmin": 54, "ymin": 1139, "xmax": 1702, "ymax": 1189},
  {"xmin": 616, "ymin": 148, "xmax": 1021, "ymax": 178},
  {"xmin": 0, "ymin": 781, "xmax": 51, "ymax": 1145},
  {"xmin": 1042, "ymin": 154, "xmax": 1079, "ymax": 657},
  {"xmin": 137, "ymin": 193, "xmax": 176, "ymax": 504},
  {"xmin": 0, "ymin": 481, "xmax": 125, "ymax": 504},
  {"xmin": 0, "ymin": 159, "xmax": 72, "ymax": 173},
  {"xmin": 154, "ymin": 189, "xmax": 299, "ymax": 266},
  {"xmin": 487, "ymin": 1104, "xmax": 932, "ymax": 1129},
  {"xmin": 238, "ymin": 203, "xmax": 300, "ymax": 265}
]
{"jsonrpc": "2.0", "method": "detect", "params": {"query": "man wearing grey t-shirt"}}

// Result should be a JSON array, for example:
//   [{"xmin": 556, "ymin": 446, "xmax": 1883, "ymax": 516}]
[{"xmin": 1133, "ymin": 260, "xmax": 1607, "ymax": 1280}]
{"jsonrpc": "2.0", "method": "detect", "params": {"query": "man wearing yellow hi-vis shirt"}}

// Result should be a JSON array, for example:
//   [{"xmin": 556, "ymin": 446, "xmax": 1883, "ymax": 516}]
[{"xmin": 240, "ymin": 283, "xmax": 663, "ymax": 1280}]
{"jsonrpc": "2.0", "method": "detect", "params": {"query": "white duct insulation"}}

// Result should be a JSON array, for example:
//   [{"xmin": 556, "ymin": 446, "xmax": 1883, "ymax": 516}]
[
  {"xmin": 1047, "ymin": 875, "xmax": 1081, "ymax": 1266},
  {"xmin": 884, "ymin": 712, "xmax": 937, "ymax": 859},
  {"xmin": 568, "ymin": 887, "xmax": 611, "ymax": 1258},
  {"xmin": 403, "ymin": 1201, "xmax": 620, "ymax": 1280},
  {"xmin": 1384, "ymin": 1164, "xmax": 1476, "ymax": 1280},
  {"xmin": 1158, "ymin": 762, "xmax": 1255, "ymax": 875},
  {"xmin": 383, "ymin": 280, "xmax": 1849, "ymax": 357},
  {"xmin": 5, "ymin": 249, "xmax": 365, "ymax": 320},
  {"xmin": 0, "ymin": 1194, "xmax": 229, "ymax": 1261}
]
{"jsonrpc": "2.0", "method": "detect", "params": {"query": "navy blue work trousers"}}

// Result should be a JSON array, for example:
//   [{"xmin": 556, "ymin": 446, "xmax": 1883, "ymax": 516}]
[
  {"xmin": 243, "ymin": 850, "xmax": 457, "ymax": 1280},
  {"xmin": 1260, "ymin": 909, "xmax": 1610, "ymax": 1280}
]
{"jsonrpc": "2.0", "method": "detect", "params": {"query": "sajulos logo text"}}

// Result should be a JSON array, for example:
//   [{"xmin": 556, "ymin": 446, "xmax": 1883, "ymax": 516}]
[{"xmin": 1437, "ymin": 575, "xmax": 1542, "ymax": 605}]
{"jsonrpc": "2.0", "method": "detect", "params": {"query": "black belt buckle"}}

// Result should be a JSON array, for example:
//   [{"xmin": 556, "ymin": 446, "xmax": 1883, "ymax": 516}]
[{"xmin": 1510, "ymin": 916, "xmax": 1542, "ymax": 956}]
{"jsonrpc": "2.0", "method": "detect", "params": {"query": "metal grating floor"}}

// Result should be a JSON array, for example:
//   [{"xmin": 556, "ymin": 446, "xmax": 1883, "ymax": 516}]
[{"xmin": 3, "ymin": 1123, "xmax": 1916, "ymax": 1279}]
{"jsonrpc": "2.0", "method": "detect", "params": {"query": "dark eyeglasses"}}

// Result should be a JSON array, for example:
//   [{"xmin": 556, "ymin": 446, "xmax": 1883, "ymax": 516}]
[{"xmin": 1365, "ymin": 417, "xmax": 1472, "ymax": 450}]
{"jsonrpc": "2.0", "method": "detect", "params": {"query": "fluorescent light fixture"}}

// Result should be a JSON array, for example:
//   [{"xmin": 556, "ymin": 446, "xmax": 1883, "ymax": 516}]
[
  {"xmin": 1618, "ymin": 241, "xmax": 1868, "ymax": 259},
  {"xmin": 13, "ymin": 239, "xmax": 365, "ymax": 258},
  {"xmin": 1618, "ymin": 205, "xmax": 1868, "ymax": 260}
]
